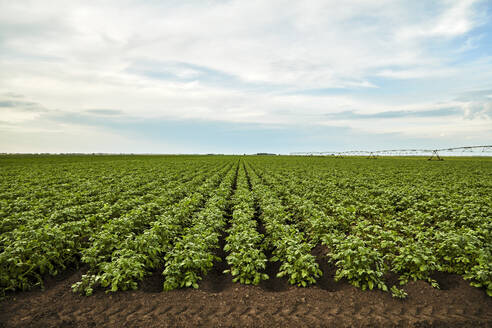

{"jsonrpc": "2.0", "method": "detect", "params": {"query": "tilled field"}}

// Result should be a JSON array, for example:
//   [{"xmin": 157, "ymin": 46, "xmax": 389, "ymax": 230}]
[{"xmin": 1, "ymin": 264, "xmax": 491, "ymax": 328}]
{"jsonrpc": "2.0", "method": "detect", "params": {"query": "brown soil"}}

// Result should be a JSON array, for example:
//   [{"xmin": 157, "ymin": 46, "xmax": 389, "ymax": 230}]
[{"xmin": 1, "ymin": 257, "xmax": 491, "ymax": 328}]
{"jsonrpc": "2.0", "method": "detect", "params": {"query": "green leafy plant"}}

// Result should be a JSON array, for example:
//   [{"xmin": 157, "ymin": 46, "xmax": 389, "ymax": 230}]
[
  {"xmin": 390, "ymin": 285, "xmax": 408, "ymax": 299},
  {"xmin": 326, "ymin": 234, "xmax": 387, "ymax": 291}
]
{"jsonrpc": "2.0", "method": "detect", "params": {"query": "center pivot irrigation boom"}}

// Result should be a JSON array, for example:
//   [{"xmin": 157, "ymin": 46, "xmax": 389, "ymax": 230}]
[{"xmin": 290, "ymin": 145, "xmax": 492, "ymax": 160}]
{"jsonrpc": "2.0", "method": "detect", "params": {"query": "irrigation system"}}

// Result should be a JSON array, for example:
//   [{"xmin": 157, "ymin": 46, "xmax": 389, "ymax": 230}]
[{"xmin": 290, "ymin": 145, "xmax": 492, "ymax": 160}]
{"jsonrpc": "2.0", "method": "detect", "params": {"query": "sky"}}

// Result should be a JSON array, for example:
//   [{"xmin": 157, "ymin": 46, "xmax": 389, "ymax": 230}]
[{"xmin": 0, "ymin": 0, "xmax": 491, "ymax": 154}]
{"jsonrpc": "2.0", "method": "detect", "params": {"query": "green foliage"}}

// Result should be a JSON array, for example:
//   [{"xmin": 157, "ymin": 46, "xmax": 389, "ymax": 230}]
[
  {"xmin": 325, "ymin": 234, "xmax": 387, "ymax": 291},
  {"xmin": 434, "ymin": 228, "xmax": 481, "ymax": 274},
  {"xmin": 223, "ymin": 164, "xmax": 269, "ymax": 285},
  {"xmin": 70, "ymin": 159, "xmax": 234, "ymax": 294},
  {"xmin": 245, "ymin": 155, "xmax": 491, "ymax": 297},
  {"xmin": 390, "ymin": 285, "xmax": 408, "ymax": 299},
  {"xmin": 248, "ymin": 163, "xmax": 322, "ymax": 287},
  {"xmin": 1, "ymin": 154, "xmax": 491, "ymax": 298},
  {"xmin": 464, "ymin": 249, "xmax": 492, "ymax": 297},
  {"xmin": 162, "ymin": 163, "xmax": 237, "ymax": 291},
  {"xmin": 391, "ymin": 239, "xmax": 440, "ymax": 287}
]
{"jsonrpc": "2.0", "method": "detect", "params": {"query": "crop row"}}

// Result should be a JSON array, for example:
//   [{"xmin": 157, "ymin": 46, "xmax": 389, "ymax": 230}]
[
  {"xmin": 0, "ymin": 155, "xmax": 490, "ymax": 298},
  {"xmin": 223, "ymin": 162, "xmax": 268, "ymax": 285},
  {"xmin": 0, "ymin": 156, "xmax": 235, "ymax": 296},
  {"xmin": 248, "ymin": 156, "xmax": 491, "ymax": 297},
  {"xmin": 72, "ymin": 160, "xmax": 235, "ymax": 294}
]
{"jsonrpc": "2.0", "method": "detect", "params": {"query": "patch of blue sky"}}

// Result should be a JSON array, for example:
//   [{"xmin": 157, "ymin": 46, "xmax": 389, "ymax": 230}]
[
  {"xmin": 43, "ymin": 109, "xmax": 467, "ymax": 154},
  {"xmin": 43, "ymin": 109, "xmax": 344, "ymax": 153},
  {"xmin": 332, "ymin": 77, "xmax": 446, "ymax": 105},
  {"xmin": 440, "ymin": 34, "xmax": 492, "ymax": 66}
]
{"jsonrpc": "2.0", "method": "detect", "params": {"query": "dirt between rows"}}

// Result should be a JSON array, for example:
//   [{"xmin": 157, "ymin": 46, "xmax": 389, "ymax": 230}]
[{"xmin": 1, "ymin": 256, "xmax": 491, "ymax": 328}]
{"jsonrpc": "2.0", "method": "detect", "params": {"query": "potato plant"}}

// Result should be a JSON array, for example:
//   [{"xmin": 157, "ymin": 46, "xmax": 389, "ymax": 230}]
[
  {"xmin": 1, "ymin": 154, "xmax": 490, "ymax": 298},
  {"xmin": 223, "ymin": 163, "xmax": 269, "ymax": 285}
]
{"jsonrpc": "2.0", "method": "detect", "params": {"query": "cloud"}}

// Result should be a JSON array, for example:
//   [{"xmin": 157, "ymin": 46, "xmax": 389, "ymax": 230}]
[
  {"xmin": 0, "ymin": 0, "xmax": 491, "ymax": 152},
  {"xmin": 463, "ymin": 101, "xmax": 492, "ymax": 119},
  {"xmin": 2, "ymin": 92, "xmax": 24, "ymax": 98},
  {"xmin": 456, "ymin": 88, "xmax": 492, "ymax": 101},
  {"xmin": 127, "ymin": 60, "xmax": 236, "ymax": 83},
  {"xmin": 395, "ymin": 0, "xmax": 482, "ymax": 40},
  {"xmin": 0, "ymin": 99, "xmax": 46, "ymax": 112},
  {"xmin": 376, "ymin": 68, "xmax": 455, "ymax": 80},
  {"xmin": 84, "ymin": 109, "xmax": 124, "ymax": 116},
  {"xmin": 326, "ymin": 108, "xmax": 463, "ymax": 120}
]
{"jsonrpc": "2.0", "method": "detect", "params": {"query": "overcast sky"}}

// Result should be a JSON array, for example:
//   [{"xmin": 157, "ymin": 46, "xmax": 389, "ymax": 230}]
[{"xmin": 1, "ymin": 0, "xmax": 491, "ymax": 154}]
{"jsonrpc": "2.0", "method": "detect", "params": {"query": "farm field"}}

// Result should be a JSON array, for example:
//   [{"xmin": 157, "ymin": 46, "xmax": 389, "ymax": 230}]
[{"xmin": 0, "ymin": 154, "xmax": 491, "ymax": 327}]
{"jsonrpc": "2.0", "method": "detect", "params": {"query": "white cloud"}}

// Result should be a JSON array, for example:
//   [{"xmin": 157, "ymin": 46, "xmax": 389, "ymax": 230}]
[
  {"xmin": 0, "ymin": 0, "xmax": 491, "ymax": 151},
  {"xmin": 376, "ymin": 68, "xmax": 456, "ymax": 79},
  {"xmin": 394, "ymin": 0, "xmax": 481, "ymax": 40}
]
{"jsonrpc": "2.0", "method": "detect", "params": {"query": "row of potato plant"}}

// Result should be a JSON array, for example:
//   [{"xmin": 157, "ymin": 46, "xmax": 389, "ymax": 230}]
[
  {"xmin": 249, "ymin": 156, "xmax": 491, "ymax": 297},
  {"xmin": 1, "ymin": 155, "xmax": 490, "ymax": 297},
  {"xmin": 253, "ymin": 164, "xmax": 389, "ymax": 293},
  {"xmin": 72, "ymin": 161, "xmax": 234, "ymax": 295},
  {"xmin": 162, "ymin": 161, "xmax": 239, "ymax": 290},
  {"xmin": 0, "ymin": 163, "xmax": 212, "ymax": 295},
  {"xmin": 0, "ymin": 156, "xmax": 228, "ymax": 295},
  {"xmin": 223, "ymin": 162, "xmax": 269, "ymax": 285},
  {"xmin": 0, "ymin": 159, "xmax": 164, "ymax": 223},
  {"xmin": 246, "ymin": 162, "xmax": 322, "ymax": 287},
  {"xmin": 0, "ymin": 172, "xmax": 174, "ymax": 240}
]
